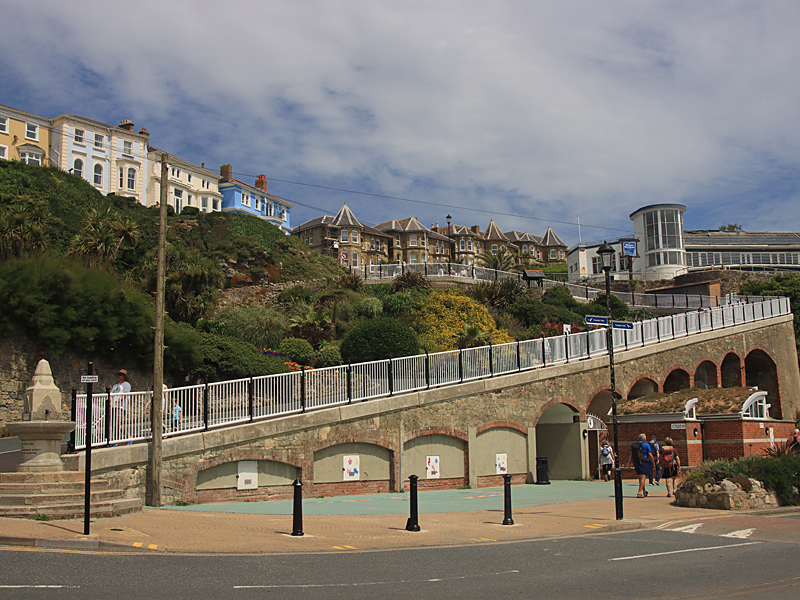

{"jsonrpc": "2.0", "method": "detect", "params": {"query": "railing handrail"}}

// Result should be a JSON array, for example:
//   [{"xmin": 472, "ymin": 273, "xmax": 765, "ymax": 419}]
[{"xmin": 72, "ymin": 295, "xmax": 791, "ymax": 450}]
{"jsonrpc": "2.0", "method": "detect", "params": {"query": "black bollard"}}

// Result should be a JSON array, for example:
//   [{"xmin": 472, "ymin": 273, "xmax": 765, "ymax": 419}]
[
  {"xmin": 291, "ymin": 478, "xmax": 304, "ymax": 536},
  {"xmin": 502, "ymin": 473, "xmax": 514, "ymax": 525},
  {"xmin": 405, "ymin": 474, "xmax": 421, "ymax": 532}
]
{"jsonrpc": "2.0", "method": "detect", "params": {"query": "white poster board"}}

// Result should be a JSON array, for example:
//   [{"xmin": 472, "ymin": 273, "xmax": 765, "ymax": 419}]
[
  {"xmin": 496, "ymin": 453, "xmax": 508, "ymax": 475},
  {"xmin": 343, "ymin": 455, "xmax": 360, "ymax": 481},
  {"xmin": 426, "ymin": 455, "xmax": 440, "ymax": 479}
]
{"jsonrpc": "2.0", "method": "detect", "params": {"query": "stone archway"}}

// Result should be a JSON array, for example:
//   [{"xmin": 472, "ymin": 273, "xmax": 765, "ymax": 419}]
[
  {"xmin": 745, "ymin": 349, "xmax": 781, "ymax": 419},
  {"xmin": 586, "ymin": 389, "xmax": 613, "ymax": 421},
  {"xmin": 721, "ymin": 353, "xmax": 742, "ymax": 387},
  {"xmin": 663, "ymin": 369, "xmax": 691, "ymax": 393},
  {"xmin": 694, "ymin": 361, "xmax": 719, "ymax": 389},
  {"xmin": 535, "ymin": 402, "xmax": 583, "ymax": 481},
  {"xmin": 628, "ymin": 377, "xmax": 658, "ymax": 400}
]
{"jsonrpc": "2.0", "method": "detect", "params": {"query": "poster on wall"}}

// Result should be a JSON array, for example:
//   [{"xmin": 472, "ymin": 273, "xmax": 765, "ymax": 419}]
[
  {"xmin": 343, "ymin": 455, "xmax": 360, "ymax": 481},
  {"xmin": 426, "ymin": 455, "xmax": 440, "ymax": 479},
  {"xmin": 496, "ymin": 453, "xmax": 508, "ymax": 475}
]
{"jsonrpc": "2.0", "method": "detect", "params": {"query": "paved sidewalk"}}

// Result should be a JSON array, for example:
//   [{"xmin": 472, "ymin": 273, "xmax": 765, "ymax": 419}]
[{"xmin": 0, "ymin": 481, "xmax": 740, "ymax": 554}]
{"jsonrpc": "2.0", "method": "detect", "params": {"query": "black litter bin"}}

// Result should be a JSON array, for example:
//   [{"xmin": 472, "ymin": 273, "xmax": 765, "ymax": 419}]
[{"xmin": 535, "ymin": 456, "xmax": 550, "ymax": 485}]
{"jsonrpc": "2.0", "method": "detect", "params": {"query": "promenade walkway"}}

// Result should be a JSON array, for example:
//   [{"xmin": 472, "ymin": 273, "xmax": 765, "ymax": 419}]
[{"xmin": 0, "ymin": 481, "xmax": 741, "ymax": 554}]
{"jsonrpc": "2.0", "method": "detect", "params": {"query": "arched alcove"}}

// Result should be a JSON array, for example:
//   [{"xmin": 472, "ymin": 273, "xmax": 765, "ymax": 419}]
[
  {"xmin": 745, "ymin": 350, "xmax": 781, "ymax": 419},
  {"xmin": 628, "ymin": 378, "xmax": 658, "ymax": 400},
  {"xmin": 721, "ymin": 353, "xmax": 742, "ymax": 387},
  {"xmin": 694, "ymin": 361, "xmax": 718, "ymax": 389},
  {"xmin": 663, "ymin": 369, "xmax": 691, "ymax": 393}
]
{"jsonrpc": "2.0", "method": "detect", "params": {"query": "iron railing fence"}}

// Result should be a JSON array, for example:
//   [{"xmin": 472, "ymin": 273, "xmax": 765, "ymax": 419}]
[
  {"xmin": 354, "ymin": 261, "xmax": 523, "ymax": 282},
  {"xmin": 72, "ymin": 296, "xmax": 791, "ymax": 450}
]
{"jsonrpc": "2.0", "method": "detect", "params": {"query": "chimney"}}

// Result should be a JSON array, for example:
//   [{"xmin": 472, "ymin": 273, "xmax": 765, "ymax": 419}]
[
  {"xmin": 201, "ymin": 162, "xmax": 205, "ymax": 169},
  {"xmin": 220, "ymin": 164, "xmax": 233, "ymax": 182},
  {"xmin": 119, "ymin": 119, "xmax": 134, "ymax": 131},
  {"xmin": 138, "ymin": 128, "xmax": 149, "ymax": 137},
  {"xmin": 255, "ymin": 174, "xmax": 267, "ymax": 192},
  {"xmin": 471, "ymin": 225, "xmax": 481, "ymax": 235}
]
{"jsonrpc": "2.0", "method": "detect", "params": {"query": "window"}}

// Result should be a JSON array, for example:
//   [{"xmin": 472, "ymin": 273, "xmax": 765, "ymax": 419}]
[
  {"xmin": 171, "ymin": 167, "xmax": 181, "ymax": 178},
  {"xmin": 73, "ymin": 158, "xmax": 83, "ymax": 178},
  {"xmin": 94, "ymin": 133, "xmax": 104, "ymax": 149},
  {"xmin": 460, "ymin": 239, "xmax": 465, "ymax": 251},
  {"xmin": 26, "ymin": 123, "xmax": 38, "ymax": 140},
  {"xmin": 409, "ymin": 234, "xmax": 417, "ymax": 246},
  {"xmin": 370, "ymin": 258, "xmax": 375, "ymax": 273},
  {"xmin": 242, "ymin": 193, "xmax": 250, "ymax": 207},
  {"xmin": 396, "ymin": 236, "xmax": 401, "ymax": 248},
  {"xmin": 420, "ymin": 234, "xmax": 425, "ymax": 247},
  {"xmin": 308, "ymin": 231, "xmax": 313, "ymax": 245},
  {"xmin": 341, "ymin": 229, "xmax": 349, "ymax": 243},
  {"xmin": 187, "ymin": 173, "xmax": 192, "ymax": 183},
  {"xmin": 371, "ymin": 239, "xmax": 376, "ymax": 251},
  {"xmin": 201, "ymin": 197, "xmax": 209, "ymax": 212},
  {"xmin": 353, "ymin": 252, "xmax": 359, "ymax": 267},
  {"xmin": 119, "ymin": 167, "xmax": 124, "ymax": 188},
  {"xmin": 592, "ymin": 256, "xmax": 602, "ymax": 275},
  {"xmin": 491, "ymin": 244, "xmax": 498, "ymax": 255},
  {"xmin": 550, "ymin": 249, "xmax": 557, "ymax": 260},
  {"xmin": 93, "ymin": 164, "xmax": 103, "ymax": 186},
  {"xmin": 174, "ymin": 189, "xmax": 183, "ymax": 213},
  {"xmin": 255, "ymin": 197, "xmax": 261, "ymax": 211},
  {"xmin": 0, "ymin": 145, "xmax": 6, "ymax": 160},
  {"xmin": 212, "ymin": 198, "xmax": 220, "ymax": 211},
  {"xmin": 468, "ymin": 239, "xmax": 473, "ymax": 251},
  {"xmin": 74, "ymin": 128, "xmax": 85, "ymax": 144},
  {"xmin": 188, "ymin": 194, "xmax": 193, "ymax": 206},
  {"xmin": 352, "ymin": 230, "xmax": 359, "ymax": 244},
  {"xmin": 0, "ymin": 117, "xmax": 7, "ymax": 133},
  {"xmin": 122, "ymin": 140, "xmax": 133, "ymax": 157},
  {"xmin": 127, "ymin": 168, "xmax": 136, "ymax": 190},
  {"xmin": 409, "ymin": 252, "xmax": 418, "ymax": 264},
  {"xmin": 19, "ymin": 151, "xmax": 39, "ymax": 165}
]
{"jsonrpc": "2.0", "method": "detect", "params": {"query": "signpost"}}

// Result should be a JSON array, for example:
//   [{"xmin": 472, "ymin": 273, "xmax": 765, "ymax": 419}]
[
  {"xmin": 82, "ymin": 363, "xmax": 94, "ymax": 535},
  {"xmin": 585, "ymin": 316, "xmax": 608, "ymax": 326},
  {"xmin": 611, "ymin": 321, "xmax": 633, "ymax": 330},
  {"xmin": 622, "ymin": 241, "xmax": 636, "ymax": 256}
]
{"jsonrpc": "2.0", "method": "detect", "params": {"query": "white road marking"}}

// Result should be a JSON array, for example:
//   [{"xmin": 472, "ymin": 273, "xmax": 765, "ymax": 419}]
[
  {"xmin": 0, "ymin": 585, "xmax": 79, "ymax": 589},
  {"xmin": 667, "ymin": 523, "xmax": 704, "ymax": 534},
  {"xmin": 234, "ymin": 570, "xmax": 520, "ymax": 589},
  {"xmin": 610, "ymin": 541, "xmax": 762, "ymax": 561},
  {"xmin": 721, "ymin": 528, "xmax": 756, "ymax": 539}
]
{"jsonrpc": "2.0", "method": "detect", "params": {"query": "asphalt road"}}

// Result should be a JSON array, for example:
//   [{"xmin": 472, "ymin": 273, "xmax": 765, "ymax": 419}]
[{"xmin": 2, "ymin": 526, "xmax": 799, "ymax": 600}]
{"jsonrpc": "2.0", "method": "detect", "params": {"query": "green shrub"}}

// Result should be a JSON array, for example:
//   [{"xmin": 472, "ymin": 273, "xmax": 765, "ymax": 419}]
[
  {"xmin": 391, "ymin": 271, "xmax": 431, "ymax": 293},
  {"xmin": 215, "ymin": 305, "xmax": 288, "ymax": 350},
  {"xmin": 340, "ymin": 316, "xmax": 419, "ymax": 363},
  {"xmin": 277, "ymin": 285, "xmax": 316, "ymax": 304},
  {"xmin": 279, "ymin": 337, "xmax": 315, "ymax": 365},
  {"xmin": 194, "ymin": 333, "xmax": 292, "ymax": 381},
  {"xmin": 336, "ymin": 272, "xmax": 363, "ymax": 291},
  {"xmin": 468, "ymin": 279, "xmax": 526, "ymax": 310},
  {"xmin": 382, "ymin": 292, "xmax": 414, "ymax": 317},
  {"xmin": 317, "ymin": 345, "xmax": 343, "ymax": 368},
  {"xmin": 357, "ymin": 297, "xmax": 383, "ymax": 318},
  {"xmin": 542, "ymin": 285, "xmax": 580, "ymax": 310}
]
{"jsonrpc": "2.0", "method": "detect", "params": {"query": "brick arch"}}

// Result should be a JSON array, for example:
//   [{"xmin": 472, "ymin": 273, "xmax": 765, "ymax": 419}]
[
  {"xmin": 476, "ymin": 421, "xmax": 529, "ymax": 435},
  {"xmin": 180, "ymin": 448, "xmax": 305, "ymax": 500},
  {"xmin": 409, "ymin": 426, "xmax": 468, "ymax": 441},
  {"xmin": 533, "ymin": 396, "xmax": 581, "ymax": 424},
  {"xmin": 310, "ymin": 434, "xmax": 396, "ymax": 455},
  {"xmin": 626, "ymin": 374, "xmax": 660, "ymax": 399},
  {"xmin": 692, "ymin": 356, "xmax": 720, "ymax": 389},
  {"xmin": 662, "ymin": 367, "xmax": 691, "ymax": 393},
  {"xmin": 721, "ymin": 351, "xmax": 743, "ymax": 387}
]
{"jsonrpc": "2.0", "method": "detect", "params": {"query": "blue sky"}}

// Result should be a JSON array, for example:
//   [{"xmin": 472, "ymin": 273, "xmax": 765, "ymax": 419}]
[{"xmin": 2, "ymin": 1, "xmax": 799, "ymax": 247}]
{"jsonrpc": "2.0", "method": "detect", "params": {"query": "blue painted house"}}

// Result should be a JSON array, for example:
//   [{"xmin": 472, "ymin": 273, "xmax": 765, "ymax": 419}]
[{"xmin": 218, "ymin": 165, "xmax": 292, "ymax": 234}]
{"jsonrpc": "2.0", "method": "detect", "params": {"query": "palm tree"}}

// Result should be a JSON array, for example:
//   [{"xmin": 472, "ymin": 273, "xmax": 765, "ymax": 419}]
[
  {"xmin": 453, "ymin": 325, "xmax": 492, "ymax": 349},
  {"xmin": 0, "ymin": 197, "xmax": 60, "ymax": 259},
  {"xmin": 478, "ymin": 247, "xmax": 515, "ymax": 272}
]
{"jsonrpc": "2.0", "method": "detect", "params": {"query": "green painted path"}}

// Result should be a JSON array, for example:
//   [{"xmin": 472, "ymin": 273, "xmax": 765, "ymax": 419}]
[{"xmin": 160, "ymin": 480, "xmax": 649, "ymax": 516}]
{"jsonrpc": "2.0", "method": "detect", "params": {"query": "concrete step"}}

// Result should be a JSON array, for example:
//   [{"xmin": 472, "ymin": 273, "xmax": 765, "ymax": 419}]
[
  {"xmin": 0, "ymin": 497, "xmax": 143, "ymax": 520},
  {"xmin": 0, "ymin": 471, "xmax": 86, "ymax": 484},
  {"xmin": 0, "ymin": 489, "xmax": 125, "ymax": 506},
  {"xmin": 0, "ymin": 480, "xmax": 111, "ymax": 494}
]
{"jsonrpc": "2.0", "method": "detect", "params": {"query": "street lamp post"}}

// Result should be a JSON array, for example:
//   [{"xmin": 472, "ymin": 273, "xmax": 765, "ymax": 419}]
[
  {"xmin": 597, "ymin": 241, "xmax": 623, "ymax": 520},
  {"xmin": 446, "ymin": 214, "xmax": 453, "ymax": 271}
]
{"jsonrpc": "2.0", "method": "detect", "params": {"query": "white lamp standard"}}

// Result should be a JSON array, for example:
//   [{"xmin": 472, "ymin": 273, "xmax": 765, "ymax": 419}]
[{"xmin": 597, "ymin": 241, "xmax": 623, "ymax": 520}]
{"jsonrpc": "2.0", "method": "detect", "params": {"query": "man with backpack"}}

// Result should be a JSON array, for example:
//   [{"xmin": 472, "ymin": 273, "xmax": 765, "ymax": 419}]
[
  {"xmin": 630, "ymin": 433, "xmax": 656, "ymax": 498},
  {"xmin": 649, "ymin": 435, "xmax": 661, "ymax": 486}
]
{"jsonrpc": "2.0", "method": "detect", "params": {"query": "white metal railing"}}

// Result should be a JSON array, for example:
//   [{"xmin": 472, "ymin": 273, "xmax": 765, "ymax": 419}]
[
  {"xmin": 354, "ymin": 262, "xmax": 523, "ymax": 283},
  {"xmin": 70, "ymin": 295, "xmax": 791, "ymax": 450}
]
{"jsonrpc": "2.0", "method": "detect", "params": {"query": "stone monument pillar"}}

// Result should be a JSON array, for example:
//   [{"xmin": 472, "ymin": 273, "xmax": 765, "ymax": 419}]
[{"xmin": 6, "ymin": 359, "xmax": 76, "ymax": 472}]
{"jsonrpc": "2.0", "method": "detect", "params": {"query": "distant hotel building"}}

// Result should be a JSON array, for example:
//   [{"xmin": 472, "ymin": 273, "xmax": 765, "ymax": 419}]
[
  {"xmin": 218, "ymin": 165, "xmax": 292, "ymax": 234},
  {"xmin": 568, "ymin": 203, "xmax": 800, "ymax": 282}
]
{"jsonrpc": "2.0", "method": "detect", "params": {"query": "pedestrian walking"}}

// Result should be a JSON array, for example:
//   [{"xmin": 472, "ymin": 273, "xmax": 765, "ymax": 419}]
[
  {"xmin": 660, "ymin": 437, "xmax": 681, "ymax": 498},
  {"xmin": 649, "ymin": 435, "xmax": 661, "ymax": 485},
  {"xmin": 630, "ymin": 433, "xmax": 655, "ymax": 498},
  {"xmin": 599, "ymin": 439, "xmax": 615, "ymax": 482},
  {"xmin": 110, "ymin": 369, "xmax": 131, "ymax": 441}
]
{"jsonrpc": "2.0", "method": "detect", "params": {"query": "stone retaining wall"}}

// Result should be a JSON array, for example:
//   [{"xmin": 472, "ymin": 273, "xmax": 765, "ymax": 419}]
[{"xmin": 675, "ymin": 477, "xmax": 779, "ymax": 510}]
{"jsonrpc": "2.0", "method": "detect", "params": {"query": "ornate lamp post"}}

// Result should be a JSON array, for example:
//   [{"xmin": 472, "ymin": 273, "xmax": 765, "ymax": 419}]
[
  {"xmin": 597, "ymin": 240, "xmax": 623, "ymax": 520},
  {"xmin": 446, "ymin": 214, "xmax": 453, "ymax": 269}
]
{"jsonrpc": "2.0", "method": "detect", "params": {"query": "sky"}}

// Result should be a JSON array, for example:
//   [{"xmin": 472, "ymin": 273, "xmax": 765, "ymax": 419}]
[{"xmin": 2, "ymin": 0, "xmax": 800, "ymax": 247}]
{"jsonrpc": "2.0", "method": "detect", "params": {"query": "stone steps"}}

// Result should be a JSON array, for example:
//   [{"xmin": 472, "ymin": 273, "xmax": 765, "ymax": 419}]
[{"xmin": 0, "ymin": 471, "xmax": 143, "ymax": 520}]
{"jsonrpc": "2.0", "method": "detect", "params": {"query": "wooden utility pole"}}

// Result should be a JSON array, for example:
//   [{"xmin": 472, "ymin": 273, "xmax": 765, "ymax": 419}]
[{"xmin": 150, "ymin": 153, "xmax": 168, "ymax": 507}]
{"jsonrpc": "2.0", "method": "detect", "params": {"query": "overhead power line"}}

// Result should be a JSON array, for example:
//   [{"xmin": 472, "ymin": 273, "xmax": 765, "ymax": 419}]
[{"xmin": 231, "ymin": 170, "xmax": 635, "ymax": 235}]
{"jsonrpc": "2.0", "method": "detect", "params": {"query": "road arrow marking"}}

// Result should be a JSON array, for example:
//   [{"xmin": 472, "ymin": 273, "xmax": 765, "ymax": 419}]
[
  {"xmin": 721, "ymin": 528, "xmax": 755, "ymax": 539},
  {"xmin": 668, "ymin": 523, "xmax": 704, "ymax": 534}
]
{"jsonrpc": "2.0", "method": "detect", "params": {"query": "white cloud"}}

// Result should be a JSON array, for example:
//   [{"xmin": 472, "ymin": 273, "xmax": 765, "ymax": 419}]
[{"xmin": 2, "ymin": 0, "xmax": 800, "ymax": 242}]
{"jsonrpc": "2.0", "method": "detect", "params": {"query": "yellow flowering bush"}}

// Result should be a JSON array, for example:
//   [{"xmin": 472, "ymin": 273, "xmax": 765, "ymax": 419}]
[{"xmin": 415, "ymin": 289, "xmax": 513, "ymax": 352}]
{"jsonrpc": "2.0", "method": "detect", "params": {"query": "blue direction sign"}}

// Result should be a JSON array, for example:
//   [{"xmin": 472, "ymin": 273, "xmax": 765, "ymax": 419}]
[
  {"xmin": 622, "ymin": 241, "xmax": 636, "ymax": 256},
  {"xmin": 612, "ymin": 321, "xmax": 634, "ymax": 330},
  {"xmin": 585, "ymin": 315, "xmax": 608, "ymax": 326}
]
